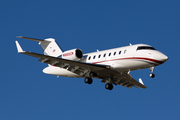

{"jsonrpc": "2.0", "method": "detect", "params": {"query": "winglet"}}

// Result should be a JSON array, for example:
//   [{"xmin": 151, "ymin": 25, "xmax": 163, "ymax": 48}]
[
  {"xmin": 139, "ymin": 78, "xmax": 144, "ymax": 85},
  {"xmin": 15, "ymin": 41, "xmax": 24, "ymax": 53}
]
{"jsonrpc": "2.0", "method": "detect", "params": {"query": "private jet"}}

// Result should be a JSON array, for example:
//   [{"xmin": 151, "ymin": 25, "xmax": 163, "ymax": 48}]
[{"xmin": 15, "ymin": 36, "xmax": 168, "ymax": 90}]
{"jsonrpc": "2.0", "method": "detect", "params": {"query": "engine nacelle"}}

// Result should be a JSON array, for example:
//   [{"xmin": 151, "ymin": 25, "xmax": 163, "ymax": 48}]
[{"xmin": 62, "ymin": 49, "xmax": 83, "ymax": 61}]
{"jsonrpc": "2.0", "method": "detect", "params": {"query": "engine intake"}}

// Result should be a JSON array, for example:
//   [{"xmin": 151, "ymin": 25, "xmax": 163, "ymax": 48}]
[{"xmin": 62, "ymin": 49, "xmax": 83, "ymax": 61}]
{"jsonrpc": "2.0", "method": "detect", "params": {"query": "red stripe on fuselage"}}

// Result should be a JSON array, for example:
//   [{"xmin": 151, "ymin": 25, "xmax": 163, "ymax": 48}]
[{"xmin": 92, "ymin": 57, "xmax": 164, "ymax": 64}]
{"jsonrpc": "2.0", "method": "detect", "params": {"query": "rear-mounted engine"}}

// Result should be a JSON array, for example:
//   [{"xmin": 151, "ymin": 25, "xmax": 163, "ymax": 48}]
[{"xmin": 62, "ymin": 49, "xmax": 83, "ymax": 61}]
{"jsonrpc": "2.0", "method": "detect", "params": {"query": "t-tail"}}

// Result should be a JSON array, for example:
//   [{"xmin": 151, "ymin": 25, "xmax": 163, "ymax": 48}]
[{"xmin": 17, "ymin": 36, "xmax": 63, "ymax": 57}]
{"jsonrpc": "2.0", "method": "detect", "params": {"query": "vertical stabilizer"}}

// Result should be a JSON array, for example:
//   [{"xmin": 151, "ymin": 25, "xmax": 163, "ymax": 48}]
[
  {"xmin": 39, "ymin": 38, "xmax": 63, "ymax": 57},
  {"xmin": 17, "ymin": 36, "xmax": 63, "ymax": 57}
]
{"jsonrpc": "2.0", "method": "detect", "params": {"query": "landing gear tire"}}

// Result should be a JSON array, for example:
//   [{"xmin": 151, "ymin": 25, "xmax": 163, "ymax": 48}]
[
  {"xmin": 149, "ymin": 67, "xmax": 155, "ymax": 78},
  {"xmin": 84, "ymin": 77, "xmax": 93, "ymax": 84},
  {"xmin": 149, "ymin": 73, "xmax": 155, "ymax": 78},
  {"xmin": 105, "ymin": 83, "xmax": 113, "ymax": 90}
]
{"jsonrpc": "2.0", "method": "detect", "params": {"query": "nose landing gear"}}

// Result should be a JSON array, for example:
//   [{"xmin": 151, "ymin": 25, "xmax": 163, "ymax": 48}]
[
  {"xmin": 149, "ymin": 73, "xmax": 155, "ymax": 78},
  {"xmin": 149, "ymin": 66, "xmax": 155, "ymax": 78}
]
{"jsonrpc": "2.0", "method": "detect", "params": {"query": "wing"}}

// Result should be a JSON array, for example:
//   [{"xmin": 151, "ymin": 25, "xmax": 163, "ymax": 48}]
[
  {"xmin": 15, "ymin": 41, "xmax": 147, "ymax": 89},
  {"xmin": 101, "ymin": 72, "xmax": 147, "ymax": 89},
  {"xmin": 15, "ymin": 41, "xmax": 111, "ymax": 76}
]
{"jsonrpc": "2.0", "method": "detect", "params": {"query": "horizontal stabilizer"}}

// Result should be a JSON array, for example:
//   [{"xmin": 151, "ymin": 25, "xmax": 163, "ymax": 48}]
[
  {"xmin": 17, "ymin": 36, "xmax": 63, "ymax": 57},
  {"xmin": 15, "ymin": 41, "xmax": 24, "ymax": 53},
  {"xmin": 17, "ymin": 36, "xmax": 50, "ymax": 42}
]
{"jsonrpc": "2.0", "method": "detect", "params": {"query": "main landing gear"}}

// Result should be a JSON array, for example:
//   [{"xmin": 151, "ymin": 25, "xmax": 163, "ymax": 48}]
[
  {"xmin": 105, "ymin": 83, "xmax": 113, "ymax": 90},
  {"xmin": 149, "ymin": 66, "xmax": 155, "ymax": 78},
  {"xmin": 84, "ymin": 77, "xmax": 114, "ymax": 90},
  {"xmin": 105, "ymin": 77, "xmax": 114, "ymax": 90},
  {"xmin": 84, "ymin": 77, "xmax": 93, "ymax": 84}
]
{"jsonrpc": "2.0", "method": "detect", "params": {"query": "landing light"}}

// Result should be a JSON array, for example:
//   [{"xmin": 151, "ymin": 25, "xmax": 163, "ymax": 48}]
[{"xmin": 106, "ymin": 66, "xmax": 110, "ymax": 69}]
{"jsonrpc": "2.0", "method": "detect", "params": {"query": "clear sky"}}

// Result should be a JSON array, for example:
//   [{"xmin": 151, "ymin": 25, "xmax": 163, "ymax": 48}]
[{"xmin": 1, "ymin": 0, "xmax": 180, "ymax": 120}]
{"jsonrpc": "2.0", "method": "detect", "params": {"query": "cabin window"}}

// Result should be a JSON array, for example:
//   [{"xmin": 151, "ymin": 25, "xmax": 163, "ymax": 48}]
[
  {"xmin": 98, "ymin": 54, "xmax": 101, "ymax": 58},
  {"xmin": 119, "ymin": 51, "xmax": 121, "ymax": 55},
  {"xmin": 93, "ymin": 55, "xmax": 96, "ymax": 59},
  {"xmin": 88, "ymin": 56, "xmax": 91, "ymax": 60},
  {"xmin": 109, "ymin": 53, "xmax": 111, "ymax": 56},
  {"xmin": 104, "ymin": 53, "xmax": 106, "ymax": 57},
  {"xmin": 114, "ymin": 52, "xmax": 116, "ymax": 55},
  {"xmin": 124, "ymin": 50, "xmax": 127, "ymax": 54}
]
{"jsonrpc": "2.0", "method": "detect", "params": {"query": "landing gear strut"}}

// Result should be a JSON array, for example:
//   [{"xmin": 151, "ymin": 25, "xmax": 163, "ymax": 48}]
[
  {"xmin": 149, "ymin": 66, "xmax": 155, "ymax": 78},
  {"xmin": 84, "ymin": 77, "xmax": 93, "ymax": 84},
  {"xmin": 105, "ymin": 83, "xmax": 113, "ymax": 90}
]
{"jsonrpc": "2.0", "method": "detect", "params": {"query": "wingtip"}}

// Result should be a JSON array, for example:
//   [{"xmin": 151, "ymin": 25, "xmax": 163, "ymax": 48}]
[
  {"xmin": 15, "ymin": 41, "xmax": 24, "ymax": 53},
  {"xmin": 139, "ymin": 78, "xmax": 144, "ymax": 85},
  {"xmin": 16, "ymin": 36, "xmax": 23, "ymax": 38}
]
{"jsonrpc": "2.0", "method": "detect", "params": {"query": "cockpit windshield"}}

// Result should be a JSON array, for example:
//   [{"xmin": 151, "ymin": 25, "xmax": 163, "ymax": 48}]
[{"xmin": 137, "ymin": 46, "xmax": 156, "ymax": 51}]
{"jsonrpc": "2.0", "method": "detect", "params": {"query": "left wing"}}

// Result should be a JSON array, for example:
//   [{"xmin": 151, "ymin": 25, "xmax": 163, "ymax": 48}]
[
  {"xmin": 15, "ymin": 41, "xmax": 111, "ymax": 75},
  {"xmin": 15, "ymin": 41, "xmax": 147, "ymax": 89}
]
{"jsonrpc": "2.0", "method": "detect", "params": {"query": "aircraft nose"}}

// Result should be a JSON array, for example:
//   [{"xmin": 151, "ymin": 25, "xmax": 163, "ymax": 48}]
[{"xmin": 160, "ymin": 54, "xmax": 168, "ymax": 63}]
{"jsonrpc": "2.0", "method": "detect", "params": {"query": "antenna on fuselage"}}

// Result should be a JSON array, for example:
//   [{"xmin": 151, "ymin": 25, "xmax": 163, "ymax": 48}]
[{"xmin": 129, "ymin": 43, "xmax": 132, "ymax": 46}]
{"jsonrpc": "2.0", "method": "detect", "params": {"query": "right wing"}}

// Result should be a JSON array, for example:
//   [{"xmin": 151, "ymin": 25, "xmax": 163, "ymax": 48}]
[{"xmin": 101, "ymin": 72, "xmax": 147, "ymax": 89}]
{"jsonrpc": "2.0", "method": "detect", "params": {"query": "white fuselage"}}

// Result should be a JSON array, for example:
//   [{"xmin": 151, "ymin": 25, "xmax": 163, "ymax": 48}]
[{"xmin": 43, "ymin": 44, "xmax": 168, "ymax": 77}]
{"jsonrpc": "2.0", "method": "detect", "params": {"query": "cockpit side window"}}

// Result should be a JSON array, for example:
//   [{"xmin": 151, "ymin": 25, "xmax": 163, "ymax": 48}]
[{"xmin": 137, "ymin": 46, "xmax": 156, "ymax": 50}]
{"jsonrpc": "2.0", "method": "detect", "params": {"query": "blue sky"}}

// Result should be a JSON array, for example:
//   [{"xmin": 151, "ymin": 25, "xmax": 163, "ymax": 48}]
[{"xmin": 1, "ymin": 0, "xmax": 180, "ymax": 120}]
